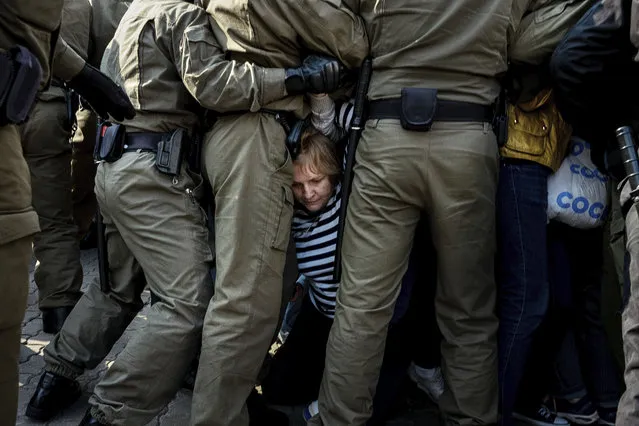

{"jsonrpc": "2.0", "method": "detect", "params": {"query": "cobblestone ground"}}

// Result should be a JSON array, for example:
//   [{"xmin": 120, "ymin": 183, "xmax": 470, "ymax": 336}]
[{"xmin": 16, "ymin": 249, "xmax": 441, "ymax": 425}]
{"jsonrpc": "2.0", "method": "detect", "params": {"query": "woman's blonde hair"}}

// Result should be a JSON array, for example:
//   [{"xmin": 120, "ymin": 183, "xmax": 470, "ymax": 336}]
[{"xmin": 296, "ymin": 128, "xmax": 341, "ymax": 184}]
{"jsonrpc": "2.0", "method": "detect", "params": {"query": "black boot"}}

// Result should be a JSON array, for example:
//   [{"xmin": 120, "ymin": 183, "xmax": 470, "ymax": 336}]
[
  {"xmin": 78, "ymin": 410, "xmax": 110, "ymax": 425},
  {"xmin": 25, "ymin": 372, "xmax": 81, "ymax": 421},
  {"xmin": 247, "ymin": 389, "xmax": 289, "ymax": 426},
  {"xmin": 79, "ymin": 220, "xmax": 98, "ymax": 250},
  {"xmin": 42, "ymin": 306, "xmax": 75, "ymax": 334},
  {"xmin": 181, "ymin": 355, "xmax": 199, "ymax": 391}
]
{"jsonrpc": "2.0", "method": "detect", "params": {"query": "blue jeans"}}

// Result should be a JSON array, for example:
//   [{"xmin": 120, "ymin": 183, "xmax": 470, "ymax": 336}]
[{"xmin": 496, "ymin": 159, "xmax": 551, "ymax": 425}]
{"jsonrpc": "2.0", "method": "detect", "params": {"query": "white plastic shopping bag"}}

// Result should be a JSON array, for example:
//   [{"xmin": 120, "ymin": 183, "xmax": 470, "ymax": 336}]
[{"xmin": 547, "ymin": 137, "xmax": 609, "ymax": 228}]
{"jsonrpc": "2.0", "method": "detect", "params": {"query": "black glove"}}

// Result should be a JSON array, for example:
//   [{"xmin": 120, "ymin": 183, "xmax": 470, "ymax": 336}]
[
  {"xmin": 66, "ymin": 63, "xmax": 135, "ymax": 121},
  {"xmin": 285, "ymin": 55, "xmax": 344, "ymax": 95}
]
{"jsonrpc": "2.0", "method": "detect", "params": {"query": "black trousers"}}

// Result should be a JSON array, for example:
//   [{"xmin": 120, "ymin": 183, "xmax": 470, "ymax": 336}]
[
  {"xmin": 261, "ymin": 295, "xmax": 415, "ymax": 425},
  {"xmin": 518, "ymin": 222, "xmax": 622, "ymax": 410}
]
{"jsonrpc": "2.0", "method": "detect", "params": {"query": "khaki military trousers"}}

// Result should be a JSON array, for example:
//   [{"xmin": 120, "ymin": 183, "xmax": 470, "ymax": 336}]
[
  {"xmin": 192, "ymin": 113, "xmax": 293, "ymax": 426},
  {"xmin": 44, "ymin": 152, "xmax": 213, "ymax": 425},
  {"xmin": 310, "ymin": 119, "xmax": 500, "ymax": 426},
  {"xmin": 72, "ymin": 107, "xmax": 98, "ymax": 237},
  {"xmin": 21, "ymin": 97, "xmax": 83, "ymax": 309},
  {"xmin": 618, "ymin": 181, "xmax": 639, "ymax": 426},
  {"xmin": 0, "ymin": 124, "xmax": 39, "ymax": 425}
]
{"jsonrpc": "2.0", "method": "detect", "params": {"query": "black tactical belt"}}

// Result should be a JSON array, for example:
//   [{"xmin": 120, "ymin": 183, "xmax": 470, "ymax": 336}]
[
  {"xmin": 368, "ymin": 98, "xmax": 494, "ymax": 123},
  {"xmin": 123, "ymin": 132, "xmax": 166, "ymax": 152}
]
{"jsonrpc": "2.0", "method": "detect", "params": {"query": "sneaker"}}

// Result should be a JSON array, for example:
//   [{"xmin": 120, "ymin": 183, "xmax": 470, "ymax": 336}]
[
  {"xmin": 513, "ymin": 405, "xmax": 570, "ymax": 426},
  {"xmin": 79, "ymin": 220, "xmax": 97, "ymax": 250},
  {"xmin": 302, "ymin": 400, "xmax": 319, "ymax": 422},
  {"xmin": 597, "ymin": 406, "xmax": 616, "ymax": 425},
  {"xmin": 277, "ymin": 329, "xmax": 289, "ymax": 345},
  {"xmin": 407, "ymin": 363, "xmax": 445, "ymax": 404},
  {"xmin": 551, "ymin": 396, "xmax": 599, "ymax": 424}
]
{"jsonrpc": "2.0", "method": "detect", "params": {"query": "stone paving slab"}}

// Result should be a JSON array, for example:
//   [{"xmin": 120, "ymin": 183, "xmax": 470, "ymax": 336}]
[{"xmin": 16, "ymin": 249, "xmax": 444, "ymax": 425}]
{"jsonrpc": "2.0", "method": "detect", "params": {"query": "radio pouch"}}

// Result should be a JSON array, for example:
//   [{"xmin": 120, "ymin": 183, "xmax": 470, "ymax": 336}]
[
  {"xmin": 400, "ymin": 88, "xmax": 437, "ymax": 132},
  {"xmin": 0, "ymin": 45, "xmax": 42, "ymax": 125},
  {"xmin": 95, "ymin": 122, "xmax": 126, "ymax": 162},
  {"xmin": 155, "ymin": 128, "xmax": 188, "ymax": 176}
]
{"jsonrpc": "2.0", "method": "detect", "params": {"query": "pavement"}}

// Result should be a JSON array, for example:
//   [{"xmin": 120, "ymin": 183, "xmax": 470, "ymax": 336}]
[{"xmin": 16, "ymin": 249, "xmax": 442, "ymax": 425}]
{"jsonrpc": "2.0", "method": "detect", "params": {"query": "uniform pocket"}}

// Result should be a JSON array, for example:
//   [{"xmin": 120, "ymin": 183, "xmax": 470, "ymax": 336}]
[
  {"xmin": 182, "ymin": 168, "xmax": 208, "ymax": 225},
  {"xmin": 270, "ymin": 185, "xmax": 294, "ymax": 251}
]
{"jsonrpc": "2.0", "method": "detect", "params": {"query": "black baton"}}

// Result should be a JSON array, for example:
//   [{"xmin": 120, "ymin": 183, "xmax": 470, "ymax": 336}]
[
  {"xmin": 616, "ymin": 126, "xmax": 639, "ymax": 200},
  {"xmin": 96, "ymin": 210, "xmax": 110, "ymax": 293},
  {"xmin": 334, "ymin": 57, "xmax": 373, "ymax": 281},
  {"xmin": 94, "ymin": 120, "xmax": 110, "ymax": 292}
]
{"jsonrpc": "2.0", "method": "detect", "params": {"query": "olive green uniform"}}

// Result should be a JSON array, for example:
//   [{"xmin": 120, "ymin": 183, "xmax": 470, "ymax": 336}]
[
  {"xmin": 309, "ymin": 1, "xmax": 517, "ymax": 425},
  {"xmin": 20, "ymin": 0, "xmax": 132, "ymax": 313},
  {"xmin": 42, "ymin": 1, "xmax": 290, "ymax": 424},
  {"xmin": 192, "ymin": 2, "xmax": 368, "ymax": 425},
  {"xmin": 70, "ymin": 0, "xmax": 132, "ymax": 239},
  {"xmin": 586, "ymin": 2, "xmax": 639, "ymax": 424},
  {"xmin": 20, "ymin": 0, "xmax": 91, "ymax": 312},
  {"xmin": 618, "ymin": 178, "xmax": 639, "ymax": 425},
  {"xmin": 0, "ymin": 1, "xmax": 64, "ymax": 423}
]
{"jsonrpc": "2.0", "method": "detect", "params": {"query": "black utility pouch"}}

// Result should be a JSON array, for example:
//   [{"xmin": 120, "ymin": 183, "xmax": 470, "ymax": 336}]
[
  {"xmin": 0, "ymin": 45, "xmax": 42, "ymax": 125},
  {"xmin": 400, "ymin": 88, "xmax": 438, "ymax": 132},
  {"xmin": 156, "ymin": 128, "xmax": 188, "ymax": 176},
  {"xmin": 95, "ymin": 122, "xmax": 126, "ymax": 162},
  {"xmin": 493, "ymin": 89, "xmax": 508, "ymax": 147}
]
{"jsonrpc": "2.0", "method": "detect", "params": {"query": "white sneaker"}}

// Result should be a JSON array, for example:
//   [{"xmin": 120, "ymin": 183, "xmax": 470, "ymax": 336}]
[
  {"xmin": 302, "ymin": 400, "xmax": 319, "ymax": 422},
  {"xmin": 407, "ymin": 363, "xmax": 445, "ymax": 404},
  {"xmin": 513, "ymin": 405, "xmax": 570, "ymax": 426},
  {"xmin": 277, "ymin": 329, "xmax": 289, "ymax": 345}
]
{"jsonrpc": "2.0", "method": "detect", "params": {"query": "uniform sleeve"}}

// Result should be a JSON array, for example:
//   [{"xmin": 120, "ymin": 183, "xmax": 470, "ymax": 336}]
[
  {"xmin": 52, "ymin": 36, "xmax": 86, "ymax": 81},
  {"xmin": 631, "ymin": 0, "xmax": 639, "ymax": 59},
  {"xmin": 508, "ymin": 0, "xmax": 533, "ymax": 49},
  {"xmin": 174, "ymin": 12, "xmax": 287, "ymax": 113},
  {"xmin": 597, "ymin": 0, "xmax": 639, "ymax": 60},
  {"xmin": 510, "ymin": 0, "xmax": 596, "ymax": 65},
  {"xmin": 283, "ymin": 0, "xmax": 369, "ymax": 70},
  {"xmin": 1, "ymin": 0, "xmax": 65, "ymax": 89}
]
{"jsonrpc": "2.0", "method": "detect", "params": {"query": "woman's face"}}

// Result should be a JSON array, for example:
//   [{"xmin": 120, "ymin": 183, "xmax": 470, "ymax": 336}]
[{"xmin": 293, "ymin": 161, "xmax": 334, "ymax": 213}]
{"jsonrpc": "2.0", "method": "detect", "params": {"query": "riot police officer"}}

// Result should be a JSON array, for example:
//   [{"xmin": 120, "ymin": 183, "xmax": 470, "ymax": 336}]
[
  {"xmin": 193, "ymin": 1, "xmax": 368, "ymax": 424},
  {"xmin": 0, "ymin": 2, "xmax": 134, "ymax": 423},
  {"xmin": 26, "ymin": 1, "xmax": 345, "ymax": 424}
]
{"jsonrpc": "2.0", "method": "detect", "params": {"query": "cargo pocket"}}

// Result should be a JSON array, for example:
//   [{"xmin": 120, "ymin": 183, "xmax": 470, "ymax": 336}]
[
  {"xmin": 183, "ymin": 168, "xmax": 208, "ymax": 226},
  {"xmin": 503, "ymin": 105, "xmax": 550, "ymax": 157},
  {"xmin": 270, "ymin": 185, "xmax": 294, "ymax": 251}
]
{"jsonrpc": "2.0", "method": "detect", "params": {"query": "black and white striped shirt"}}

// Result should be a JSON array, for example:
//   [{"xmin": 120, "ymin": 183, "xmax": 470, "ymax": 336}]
[
  {"xmin": 291, "ymin": 99, "xmax": 353, "ymax": 318},
  {"xmin": 292, "ymin": 183, "xmax": 342, "ymax": 318}
]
